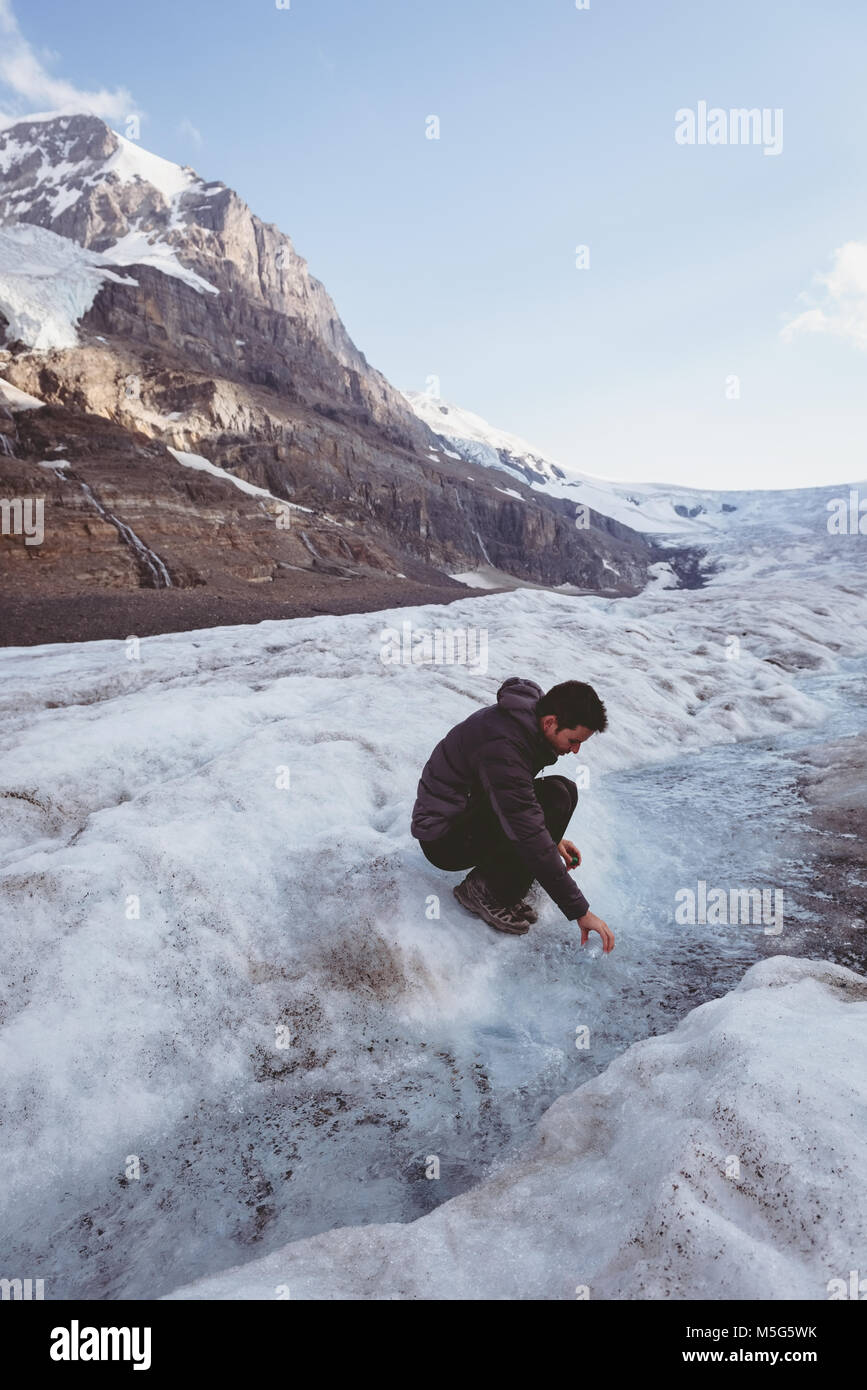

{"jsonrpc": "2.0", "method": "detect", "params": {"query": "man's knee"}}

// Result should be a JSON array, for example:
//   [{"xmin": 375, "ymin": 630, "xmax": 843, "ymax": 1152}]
[{"xmin": 541, "ymin": 774, "xmax": 578, "ymax": 817}]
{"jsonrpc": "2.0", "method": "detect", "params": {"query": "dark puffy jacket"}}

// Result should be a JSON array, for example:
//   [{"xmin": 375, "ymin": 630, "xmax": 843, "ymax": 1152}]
[{"xmin": 411, "ymin": 676, "xmax": 590, "ymax": 920}]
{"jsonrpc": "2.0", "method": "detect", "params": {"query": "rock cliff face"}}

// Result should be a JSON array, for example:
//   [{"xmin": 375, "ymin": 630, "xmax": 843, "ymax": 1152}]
[
  {"xmin": 0, "ymin": 114, "xmax": 428, "ymax": 442},
  {"xmin": 0, "ymin": 114, "xmax": 663, "ymax": 634}
]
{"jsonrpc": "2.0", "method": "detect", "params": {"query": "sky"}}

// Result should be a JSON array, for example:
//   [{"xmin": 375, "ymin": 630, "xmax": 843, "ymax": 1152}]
[{"xmin": 2, "ymin": 0, "xmax": 867, "ymax": 489}]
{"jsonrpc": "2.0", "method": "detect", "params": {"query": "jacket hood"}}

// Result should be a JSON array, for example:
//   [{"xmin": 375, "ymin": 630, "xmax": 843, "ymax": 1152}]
[
  {"xmin": 497, "ymin": 676, "xmax": 542, "ymax": 715},
  {"xmin": 496, "ymin": 677, "xmax": 557, "ymax": 764}
]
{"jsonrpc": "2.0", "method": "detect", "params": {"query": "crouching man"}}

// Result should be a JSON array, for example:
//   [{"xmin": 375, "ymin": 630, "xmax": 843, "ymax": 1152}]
[{"xmin": 411, "ymin": 677, "xmax": 614, "ymax": 948}]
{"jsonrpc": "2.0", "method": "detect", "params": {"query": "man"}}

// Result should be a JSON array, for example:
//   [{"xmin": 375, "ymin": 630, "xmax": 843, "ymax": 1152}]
[{"xmin": 411, "ymin": 677, "xmax": 614, "ymax": 949}]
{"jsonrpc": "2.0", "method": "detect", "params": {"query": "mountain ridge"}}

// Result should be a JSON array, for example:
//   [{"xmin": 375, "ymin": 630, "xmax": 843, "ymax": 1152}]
[{"xmin": 0, "ymin": 112, "xmax": 679, "ymax": 642}]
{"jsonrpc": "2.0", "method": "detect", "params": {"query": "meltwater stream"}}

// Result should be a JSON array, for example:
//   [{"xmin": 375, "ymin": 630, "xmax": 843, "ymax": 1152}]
[
  {"xmin": 77, "ymin": 481, "xmax": 172, "ymax": 588},
  {"xmin": 6, "ymin": 664, "xmax": 865, "ymax": 1298}
]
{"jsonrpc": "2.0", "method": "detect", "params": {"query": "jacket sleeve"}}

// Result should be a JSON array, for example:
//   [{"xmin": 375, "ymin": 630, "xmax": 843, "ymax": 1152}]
[{"xmin": 475, "ymin": 738, "xmax": 590, "ymax": 921}]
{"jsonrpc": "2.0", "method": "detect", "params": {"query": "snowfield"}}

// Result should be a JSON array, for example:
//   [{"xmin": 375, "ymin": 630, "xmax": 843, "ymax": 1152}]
[
  {"xmin": 168, "ymin": 955, "xmax": 867, "ymax": 1300},
  {"xmin": 0, "ymin": 114, "xmax": 223, "ymax": 327},
  {"xmin": 405, "ymin": 390, "xmax": 565, "ymax": 487},
  {"xmin": 0, "ymin": 223, "xmax": 135, "ymax": 350},
  {"xmin": 404, "ymin": 389, "xmax": 865, "ymax": 542},
  {"xmin": 167, "ymin": 447, "xmax": 312, "ymax": 509},
  {"xmin": 0, "ymin": 220, "xmax": 218, "ymax": 354},
  {"xmin": 0, "ymin": 492, "xmax": 865, "ymax": 1298}
]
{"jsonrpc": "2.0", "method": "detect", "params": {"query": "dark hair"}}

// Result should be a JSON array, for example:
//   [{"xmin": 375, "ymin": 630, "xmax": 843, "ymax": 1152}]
[{"xmin": 537, "ymin": 680, "xmax": 608, "ymax": 733}]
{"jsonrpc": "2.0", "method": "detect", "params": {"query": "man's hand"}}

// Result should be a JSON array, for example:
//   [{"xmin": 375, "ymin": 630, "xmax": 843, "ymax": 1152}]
[
  {"xmin": 558, "ymin": 838, "xmax": 581, "ymax": 868},
  {"xmin": 577, "ymin": 910, "xmax": 615, "ymax": 954}
]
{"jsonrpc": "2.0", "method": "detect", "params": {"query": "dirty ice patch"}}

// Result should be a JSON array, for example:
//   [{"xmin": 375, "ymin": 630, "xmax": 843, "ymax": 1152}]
[{"xmin": 167, "ymin": 956, "xmax": 867, "ymax": 1300}]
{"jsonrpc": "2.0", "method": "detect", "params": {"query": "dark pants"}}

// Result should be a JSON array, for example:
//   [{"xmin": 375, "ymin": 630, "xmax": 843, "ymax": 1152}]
[{"xmin": 420, "ymin": 775, "xmax": 578, "ymax": 907}]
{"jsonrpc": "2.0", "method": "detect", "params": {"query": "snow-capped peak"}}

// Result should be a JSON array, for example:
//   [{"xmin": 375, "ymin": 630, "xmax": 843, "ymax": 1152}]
[
  {"xmin": 0, "ymin": 111, "xmax": 223, "ymax": 225},
  {"xmin": 404, "ymin": 389, "xmax": 566, "ymax": 487},
  {"xmin": 0, "ymin": 110, "xmax": 379, "ymax": 376},
  {"xmin": 0, "ymin": 112, "xmax": 228, "ymax": 348},
  {"xmin": 103, "ymin": 130, "xmax": 203, "ymax": 204},
  {"xmin": 403, "ymin": 389, "xmax": 756, "ymax": 537}
]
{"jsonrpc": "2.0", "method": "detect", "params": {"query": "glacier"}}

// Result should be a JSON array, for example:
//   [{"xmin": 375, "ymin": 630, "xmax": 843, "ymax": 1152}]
[
  {"xmin": 0, "ymin": 483, "xmax": 865, "ymax": 1299},
  {"xmin": 168, "ymin": 955, "xmax": 867, "ymax": 1301}
]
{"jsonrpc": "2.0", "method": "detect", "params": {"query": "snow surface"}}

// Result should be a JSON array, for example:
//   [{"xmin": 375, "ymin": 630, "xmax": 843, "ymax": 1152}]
[
  {"xmin": 403, "ymin": 390, "xmax": 833, "ymax": 540},
  {"xmin": 168, "ymin": 955, "xmax": 867, "ymax": 1300},
  {"xmin": 448, "ymin": 569, "xmax": 503, "ymax": 589},
  {"xmin": 0, "ymin": 113, "xmax": 221, "ymax": 313},
  {"xmin": 0, "ymin": 108, "xmax": 111, "ymax": 135},
  {"xmin": 167, "ymin": 447, "xmax": 314, "ymax": 511},
  {"xmin": 405, "ymin": 389, "xmax": 564, "ymax": 487},
  {"xmin": 646, "ymin": 560, "xmax": 679, "ymax": 589},
  {"xmin": 98, "ymin": 230, "xmax": 218, "ymax": 296},
  {"xmin": 0, "ymin": 492, "xmax": 865, "ymax": 1298},
  {"xmin": 103, "ymin": 130, "xmax": 198, "ymax": 205},
  {"xmin": 0, "ymin": 376, "xmax": 44, "ymax": 410},
  {"xmin": 0, "ymin": 223, "xmax": 134, "ymax": 350}
]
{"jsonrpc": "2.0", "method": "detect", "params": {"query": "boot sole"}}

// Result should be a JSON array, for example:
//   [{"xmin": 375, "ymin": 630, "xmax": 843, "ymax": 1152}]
[{"xmin": 453, "ymin": 883, "xmax": 530, "ymax": 935}]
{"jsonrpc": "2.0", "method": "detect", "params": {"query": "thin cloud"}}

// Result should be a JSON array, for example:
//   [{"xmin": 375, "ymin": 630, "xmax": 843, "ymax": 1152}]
[
  {"xmin": 177, "ymin": 117, "xmax": 203, "ymax": 148},
  {"xmin": 0, "ymin": 0, "xmax": 136, "ymax": 121},
  {"xmin": 783, "ymin": 241, "xmax": 867, "ymax": 351}
]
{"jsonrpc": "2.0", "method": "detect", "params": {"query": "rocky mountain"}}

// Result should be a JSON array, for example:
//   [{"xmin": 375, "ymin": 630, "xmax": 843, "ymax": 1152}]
[
  {"xmin": 0, "ymin": 113, "xmax": 670, "ymax": 643},
  {"xmin": 405, "ymin": 390, "xmax": 567, "ymax": 488},
  {"xmin": 405, "ymin": 389, "xmax": 745, "ymax": 537}
]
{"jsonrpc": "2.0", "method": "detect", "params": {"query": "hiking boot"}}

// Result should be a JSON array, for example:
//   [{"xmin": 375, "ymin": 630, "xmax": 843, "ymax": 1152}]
[
  {"xmin": 453, "ymin": 871, "xmax": 530, "ymax": 935},
  {"xmin": 511, "ymin": 899, "xmax": 539, "ymax": 924}
]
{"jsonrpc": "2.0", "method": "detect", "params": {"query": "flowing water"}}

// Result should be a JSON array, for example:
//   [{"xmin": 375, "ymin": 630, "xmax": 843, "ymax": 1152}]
[{"xmin": 77, "ymin": 481, "xmax": 172, "ymax": 588}]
